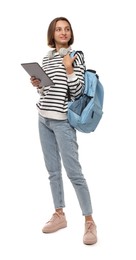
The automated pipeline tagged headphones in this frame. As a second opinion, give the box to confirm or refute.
[48,47,71,59]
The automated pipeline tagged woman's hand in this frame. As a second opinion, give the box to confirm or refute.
[62,53,77,74]
[30,76,41,88]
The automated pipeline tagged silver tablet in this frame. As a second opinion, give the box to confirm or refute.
[21,62,53,87]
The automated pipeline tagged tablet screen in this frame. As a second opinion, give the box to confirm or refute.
[21,62,53,87]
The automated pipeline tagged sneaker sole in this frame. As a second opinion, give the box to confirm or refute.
[83,238,97,245]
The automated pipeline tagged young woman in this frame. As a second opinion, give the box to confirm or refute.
[30,17,97,245]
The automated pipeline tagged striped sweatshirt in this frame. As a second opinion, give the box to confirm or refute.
[37,50,85,120]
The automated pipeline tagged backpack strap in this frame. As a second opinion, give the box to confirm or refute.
[67,50,85,101]
[67,50,77,101]
[70,50,83,58]
[67,85,71,101]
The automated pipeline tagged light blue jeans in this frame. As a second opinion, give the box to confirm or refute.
[38,114,93,216]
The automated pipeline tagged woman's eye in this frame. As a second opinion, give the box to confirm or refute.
[56,28,61,32]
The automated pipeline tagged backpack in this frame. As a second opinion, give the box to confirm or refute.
[67,51,104,133]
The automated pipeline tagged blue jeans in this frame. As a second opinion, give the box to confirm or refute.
[38,115,93,216]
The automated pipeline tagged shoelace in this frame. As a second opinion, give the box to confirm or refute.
[47,212,61,223]
[85,221,95,233]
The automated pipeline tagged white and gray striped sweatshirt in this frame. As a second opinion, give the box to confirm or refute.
[37,50,85,120]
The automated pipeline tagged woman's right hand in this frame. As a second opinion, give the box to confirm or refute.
[30,76,41,88]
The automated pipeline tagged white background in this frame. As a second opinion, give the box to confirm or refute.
[0,0,136,259]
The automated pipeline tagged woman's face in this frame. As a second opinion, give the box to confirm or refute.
[54,20,72,48]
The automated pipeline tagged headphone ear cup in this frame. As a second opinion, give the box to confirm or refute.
[47,49,55,59]
[48,47,71,59]
[59,47,71,57]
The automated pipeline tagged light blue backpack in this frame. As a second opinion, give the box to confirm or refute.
[68,51,104,133]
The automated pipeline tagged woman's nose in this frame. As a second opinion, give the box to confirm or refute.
[61,29,66,34]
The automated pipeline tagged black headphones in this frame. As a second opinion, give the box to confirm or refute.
[48,47,71,59]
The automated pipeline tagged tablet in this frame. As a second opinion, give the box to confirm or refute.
[21,62,53,87]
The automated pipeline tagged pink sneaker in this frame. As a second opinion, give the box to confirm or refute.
[42,212,67,233]
[83,221,97,245]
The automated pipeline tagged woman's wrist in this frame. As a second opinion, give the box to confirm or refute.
[66,67,74,74]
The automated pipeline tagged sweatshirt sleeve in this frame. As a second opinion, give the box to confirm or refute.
[67,51,85,98]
